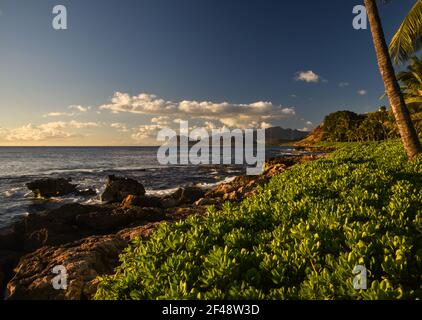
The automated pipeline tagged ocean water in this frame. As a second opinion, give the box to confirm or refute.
[0,146,296,228]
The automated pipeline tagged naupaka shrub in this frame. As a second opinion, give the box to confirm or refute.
[95,140,422,300]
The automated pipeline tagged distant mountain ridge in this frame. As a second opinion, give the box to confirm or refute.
[163,126,310,146]
[264,126,310,143]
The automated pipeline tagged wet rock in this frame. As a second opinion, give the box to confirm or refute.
[6,235,127,300]
[101,175,146,203]
[122,195,162,208]
[76,188,97,197]
[26,178,77,198]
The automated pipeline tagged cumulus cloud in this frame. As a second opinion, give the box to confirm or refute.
[2,124,74,142]
[357,89,367,96]
[151,116,170,126]
[99,92,295,130]
[295,70,320,83]
[131,125,163,141]
[0,121,101,142]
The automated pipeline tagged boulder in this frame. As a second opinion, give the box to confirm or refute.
[179,187,205,205]
[26,178,77,198]
[101,175,145,203]
[6,235,127,300]
[122,195,162,208]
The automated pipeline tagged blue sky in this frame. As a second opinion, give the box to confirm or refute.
[0,0,416,145]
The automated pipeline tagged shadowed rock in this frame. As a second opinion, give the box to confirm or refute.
[122,195,162,208]
[26,178,77,198]
[101,175,146,203]
[6,235,127,300]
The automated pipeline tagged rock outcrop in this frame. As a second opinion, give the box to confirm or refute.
[6,235,127,300]
[101,175,146,203]
[26,178,78,198]
[122,195,162,208]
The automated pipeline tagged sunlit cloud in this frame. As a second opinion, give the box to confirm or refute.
[43,112,75,117]
[110,123,129,132]
[99,92,295,131]
[295,70,321,83]
[69,105,91,112]
[0,121,101,142]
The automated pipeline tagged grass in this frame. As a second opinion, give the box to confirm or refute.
[94,140,422,300]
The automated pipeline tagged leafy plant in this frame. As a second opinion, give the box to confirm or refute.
[95,140,422,300]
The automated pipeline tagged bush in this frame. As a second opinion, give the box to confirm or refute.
[95,140,422,300]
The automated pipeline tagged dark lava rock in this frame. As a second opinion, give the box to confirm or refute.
[26,178,77,198]
[100,175,146,203]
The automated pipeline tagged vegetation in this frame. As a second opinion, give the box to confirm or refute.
[364,0,421,160]
[320,109,398,142]
[389,0,422,65]
[95,140,422,300]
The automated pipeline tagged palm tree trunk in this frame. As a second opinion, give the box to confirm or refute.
[364,0,421,160]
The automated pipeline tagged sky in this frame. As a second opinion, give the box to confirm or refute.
[0,0,417,146]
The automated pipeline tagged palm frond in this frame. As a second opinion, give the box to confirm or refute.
[389,0,422,64]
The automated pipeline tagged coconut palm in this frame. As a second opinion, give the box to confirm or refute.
[396,56,422,112]
[364,0,421,159]
[389,0,422,65]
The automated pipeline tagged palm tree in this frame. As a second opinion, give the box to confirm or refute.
[389,0,422,65]
[364,0,421,159]
[396,56,422,112]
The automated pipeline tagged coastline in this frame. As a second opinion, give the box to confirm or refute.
[0,151,328,300]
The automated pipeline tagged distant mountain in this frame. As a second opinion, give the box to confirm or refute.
[265,126,310,144]
[163,127,310,147]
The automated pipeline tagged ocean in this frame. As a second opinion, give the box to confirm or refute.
[0,146,296,229]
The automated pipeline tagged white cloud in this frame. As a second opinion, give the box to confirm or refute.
[357,89,367,96]
[295,70,320,83]
[43,112,74,117]
[0,121,101,142]
[99,92,295,128]
[110,123,129,132]
[3,124,74,142]
[131,125,163,141]
[151,116,170,126]
[339,82,349,87]
[69,105,90,112]
[67,120,100,129]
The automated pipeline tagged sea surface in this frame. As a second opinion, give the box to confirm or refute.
[0,146,298,228]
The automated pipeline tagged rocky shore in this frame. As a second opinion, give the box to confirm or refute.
[0,154,325,300]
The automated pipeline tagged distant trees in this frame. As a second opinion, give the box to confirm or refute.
[321,109,399,143]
